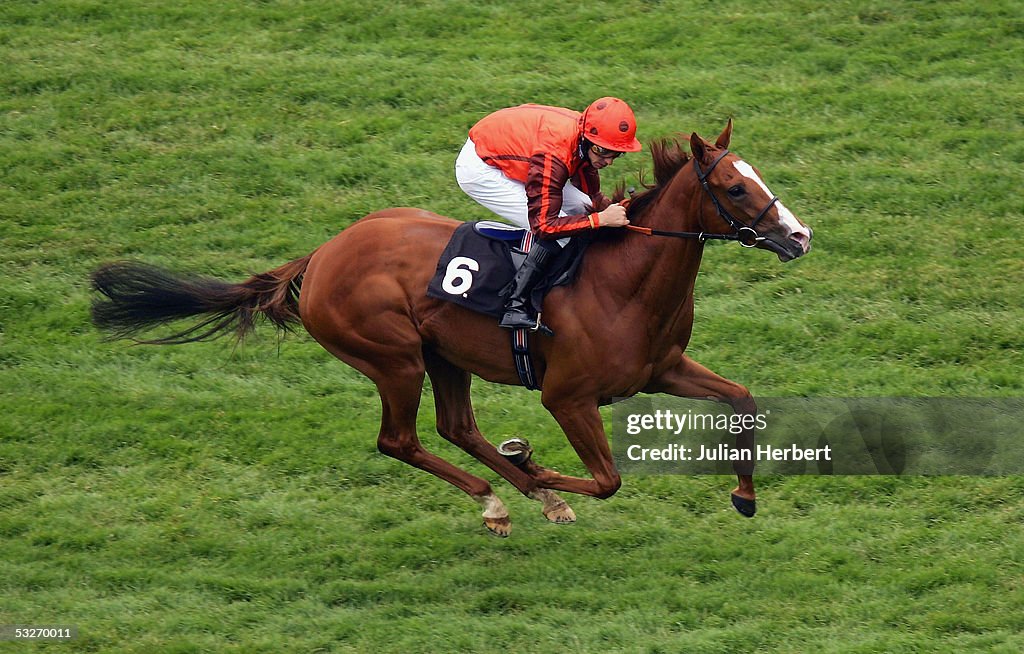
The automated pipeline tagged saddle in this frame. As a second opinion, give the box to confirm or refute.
[426,221,587,319]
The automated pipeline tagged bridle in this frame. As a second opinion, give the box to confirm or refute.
[626,149,778,248]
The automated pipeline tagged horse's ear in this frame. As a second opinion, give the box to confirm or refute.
[716,118,733,149]
[689,132,710,163]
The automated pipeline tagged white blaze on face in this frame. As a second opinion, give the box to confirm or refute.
[734,160,807,238]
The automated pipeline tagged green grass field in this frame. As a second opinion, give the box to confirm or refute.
[2,1,1023,652]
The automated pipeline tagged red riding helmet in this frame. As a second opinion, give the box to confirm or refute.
[579,97,643,152]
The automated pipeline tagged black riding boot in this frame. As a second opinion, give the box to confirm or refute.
[500,243,556,332]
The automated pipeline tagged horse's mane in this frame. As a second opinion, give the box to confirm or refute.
[612,137,692,220]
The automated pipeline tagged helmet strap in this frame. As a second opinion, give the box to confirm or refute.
[578,137,590,161]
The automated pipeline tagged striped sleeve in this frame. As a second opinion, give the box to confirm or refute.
[572,165,611,212]
[525,153,598,239]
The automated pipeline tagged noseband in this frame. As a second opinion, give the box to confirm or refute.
[694,149,778,247]
[626,149,779,247]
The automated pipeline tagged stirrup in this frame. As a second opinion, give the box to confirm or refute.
[531,312,554,337]
[500,310,554,337]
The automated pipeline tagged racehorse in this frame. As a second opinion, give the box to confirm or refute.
[91,121,812,536]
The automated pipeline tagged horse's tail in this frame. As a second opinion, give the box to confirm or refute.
[90,255,313,344]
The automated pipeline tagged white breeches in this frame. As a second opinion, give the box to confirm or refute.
[455,138,588,246]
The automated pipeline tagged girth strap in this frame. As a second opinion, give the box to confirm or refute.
[510,228,541,390]
[512,328,541,391]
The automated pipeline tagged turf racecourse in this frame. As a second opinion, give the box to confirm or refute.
[2,0,1022,651]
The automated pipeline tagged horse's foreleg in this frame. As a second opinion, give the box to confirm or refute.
[424,352,576,525]
[644,354,758,517]
[530,397,622,499]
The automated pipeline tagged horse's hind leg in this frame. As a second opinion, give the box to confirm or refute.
[424,351,577,525]
[299,226,529,534]
[372,367,515,537]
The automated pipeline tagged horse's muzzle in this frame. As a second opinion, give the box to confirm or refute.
[763,229,811,262]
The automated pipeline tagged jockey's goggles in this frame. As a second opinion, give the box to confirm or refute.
[590,144,624,159]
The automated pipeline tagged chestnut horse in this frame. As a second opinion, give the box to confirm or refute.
[91,121,812,536]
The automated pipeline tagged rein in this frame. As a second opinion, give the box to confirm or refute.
[624,149,778,248]
[624,224,746,242]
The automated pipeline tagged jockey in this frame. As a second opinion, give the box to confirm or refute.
[455,97,642,331]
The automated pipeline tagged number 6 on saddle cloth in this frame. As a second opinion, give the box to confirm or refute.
[426,221,587,323]
[426,221,588,391]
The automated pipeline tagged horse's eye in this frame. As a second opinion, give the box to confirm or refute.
[727,185,745,198]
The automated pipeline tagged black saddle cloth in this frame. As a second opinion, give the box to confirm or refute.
[426,221,588,318]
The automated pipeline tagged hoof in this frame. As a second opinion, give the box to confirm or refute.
[543,500,577,525]
[497,438,533,466]
[483,515,511,537]
[731,493,757,518]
